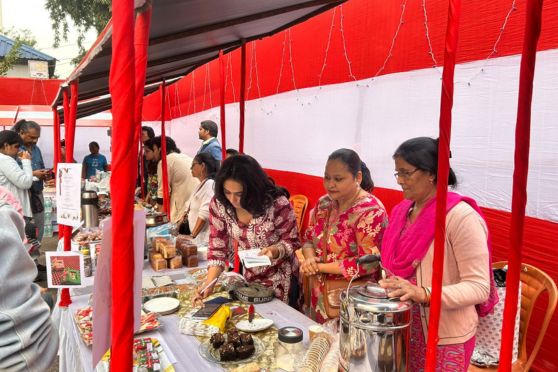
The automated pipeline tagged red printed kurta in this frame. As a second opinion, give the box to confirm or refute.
[303,193,388,323]
[208,195,300,303]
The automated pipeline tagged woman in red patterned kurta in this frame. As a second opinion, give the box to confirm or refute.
[300,149,388,323]
[194,155,300,304]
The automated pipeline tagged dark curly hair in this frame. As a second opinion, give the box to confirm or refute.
[214,154,289,217]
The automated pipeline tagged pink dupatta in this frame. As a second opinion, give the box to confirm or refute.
[382,192,498,317]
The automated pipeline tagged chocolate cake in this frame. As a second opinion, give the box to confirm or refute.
[229,333,242,347]
[226,328,239,338]
[240,333,253,346]
[219,342,237,361]
[236,344,255,359]
[210,333,225,349]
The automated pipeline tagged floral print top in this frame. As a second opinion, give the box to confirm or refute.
[303,193,388,322]
[208,195,301,303]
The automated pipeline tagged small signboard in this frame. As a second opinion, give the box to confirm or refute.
[28,60,49,79]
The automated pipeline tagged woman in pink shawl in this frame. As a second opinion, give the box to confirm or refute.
[379,137,498,372]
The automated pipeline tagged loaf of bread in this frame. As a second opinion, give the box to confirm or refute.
[160,244,176,259]
[151,258,168,271]
[168,255,183,269]
[185,255,198,267]
[177,244,197,257]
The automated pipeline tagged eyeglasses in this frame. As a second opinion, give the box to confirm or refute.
[393,168,420,180]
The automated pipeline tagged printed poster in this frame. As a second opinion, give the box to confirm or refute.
[45,251,85,288]
[56,163,82,226]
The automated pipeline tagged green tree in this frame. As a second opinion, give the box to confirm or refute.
[45,0,112,65]
[0,28,38,76]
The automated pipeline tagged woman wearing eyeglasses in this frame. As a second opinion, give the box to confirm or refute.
[379,137,498,371]
[299,148,388,324]
[182,152,220,245]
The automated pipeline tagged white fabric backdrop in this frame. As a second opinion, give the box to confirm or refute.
[159,49,558,222]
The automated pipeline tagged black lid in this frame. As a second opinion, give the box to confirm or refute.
[278,326,303,343]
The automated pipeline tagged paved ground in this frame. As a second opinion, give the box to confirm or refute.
[38,235,61,372]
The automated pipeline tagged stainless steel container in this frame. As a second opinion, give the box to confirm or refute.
[340,283,412,372]
[81,190,99,228]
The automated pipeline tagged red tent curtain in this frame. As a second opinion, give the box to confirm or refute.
[135,6,152,199]
[425,0,461,369]
[219,50,227,159]
[109,0,137,368]
[238,42,247,154]
[499,0,543,369]
[58,82,79,307]
[52,106,61,172]
[160,81,170,216]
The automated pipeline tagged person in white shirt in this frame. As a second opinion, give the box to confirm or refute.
[144,136,199,223]
[0,130,33,218]
[183,152,220,245]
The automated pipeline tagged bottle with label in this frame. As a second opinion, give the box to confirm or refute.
[44,197,53,213]
[44,210,53,238]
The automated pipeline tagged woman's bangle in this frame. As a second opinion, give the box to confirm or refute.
[422,287,431,306]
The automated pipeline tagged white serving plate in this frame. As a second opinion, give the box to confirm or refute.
[235,318,274,333]
[143,297,180,315]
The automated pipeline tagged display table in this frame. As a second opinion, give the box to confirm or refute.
[57,264,317,371]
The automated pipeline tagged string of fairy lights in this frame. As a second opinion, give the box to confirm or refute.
[177,1,519,118]
[466,0,518,85]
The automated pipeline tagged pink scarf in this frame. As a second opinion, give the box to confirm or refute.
[382,192,498,317]
[0,186,24,217]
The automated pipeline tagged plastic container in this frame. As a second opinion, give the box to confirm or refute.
[275,326,304,372]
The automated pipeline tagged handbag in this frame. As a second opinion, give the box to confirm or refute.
[319,204,367,319]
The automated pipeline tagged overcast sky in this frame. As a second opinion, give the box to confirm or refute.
[2,0,99,78]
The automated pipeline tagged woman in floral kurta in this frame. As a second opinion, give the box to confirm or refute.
[300,149,388,323]
[207,195,299,302]
[194,155,300,305]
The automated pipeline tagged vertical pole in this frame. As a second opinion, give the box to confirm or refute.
[219,50,227,159]
[238,42,247,154]
[499,1,542,370]
[160,81,171,217]
[109,0,136,369]
[425,0,461,370]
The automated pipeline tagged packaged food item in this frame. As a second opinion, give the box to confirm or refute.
[151,258,168,272]
[168,255,183,269]
[177,244,197,257]
[185,255,198,267]
[160,244,176,259]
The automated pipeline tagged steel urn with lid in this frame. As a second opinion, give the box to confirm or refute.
[339,283,412,372]
[81,190,99,228]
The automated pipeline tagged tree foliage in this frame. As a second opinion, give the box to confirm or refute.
[0,28,38,76]
[45,0,112,65]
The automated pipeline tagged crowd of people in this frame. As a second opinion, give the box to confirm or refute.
[0,116,495,371]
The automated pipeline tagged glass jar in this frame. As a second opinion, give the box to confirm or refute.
[275,326,304,372]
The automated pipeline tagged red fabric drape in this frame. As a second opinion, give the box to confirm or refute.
[58,87,72,307]
[238,43,247,154]
[219,50,227,159]
[135,6,152,200]
[52,107,61,172]
[160,81,170,216]
[109,0,136,369]
[499,0,543,370]
[425,0,461,369]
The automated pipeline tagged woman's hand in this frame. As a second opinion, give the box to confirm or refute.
[259,246,278,259]
[379,276,427,303]
[20,151,31,160]
[191,280,216,307]
[300,256,321,276]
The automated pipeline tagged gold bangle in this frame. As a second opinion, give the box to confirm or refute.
[422,287,431,306]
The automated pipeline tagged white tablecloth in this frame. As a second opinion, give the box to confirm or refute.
[57,266,317,371]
